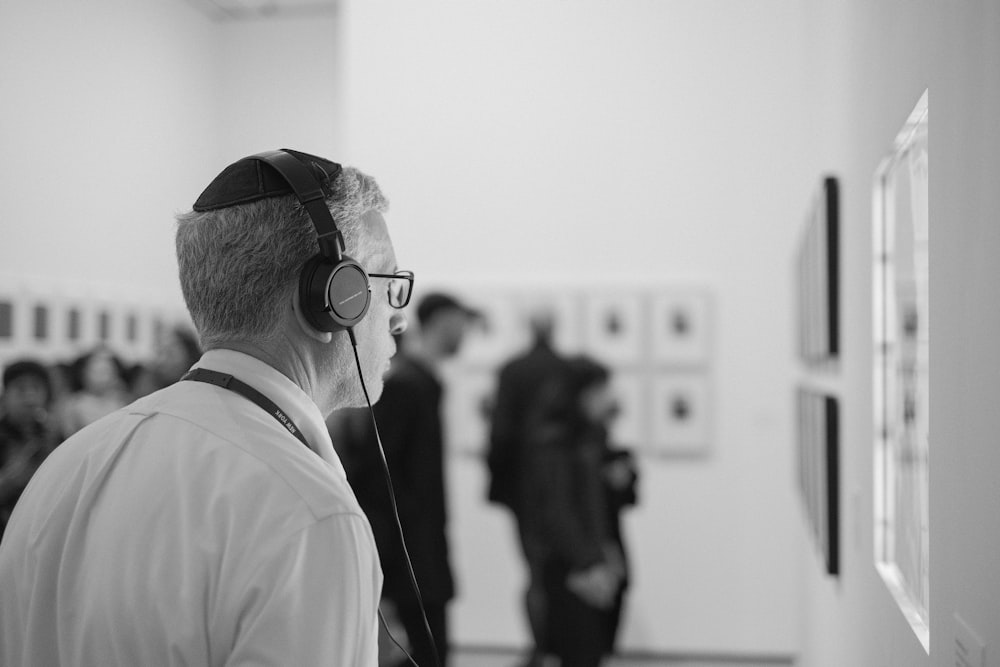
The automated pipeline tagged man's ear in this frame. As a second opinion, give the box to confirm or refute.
[292,292,334,343]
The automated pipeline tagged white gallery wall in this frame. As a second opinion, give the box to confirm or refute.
[0,1,342,365]
[8,1,997,664]
[0,0,810,657]
[0,0,217,328]
[0,0,811,658]
[341,0,810,656]
[796,1,1000,666]
[213,11,344,174]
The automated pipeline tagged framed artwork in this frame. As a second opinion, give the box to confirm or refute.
[582,291,645,366]
[608,369,646,449]
[29,302,48,343]
[796,387,840,576]
[873,90,930,651]
[96,306,113,344]
[0,296,15,343]
[649,372,711,456]
[65,304,83,345]
[649,289,712,367]
[78,303,101,350]
[382,281,717,463]
[796,175,840,364]
[0,275,191,371]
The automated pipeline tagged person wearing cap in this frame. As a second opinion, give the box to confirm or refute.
[329,291,478,667]
[0,150,408,666]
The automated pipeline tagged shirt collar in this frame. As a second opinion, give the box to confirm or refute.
[191,349,342,473]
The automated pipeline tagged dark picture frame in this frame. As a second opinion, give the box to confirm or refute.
[796,176,840,364]
[796,387,840,576]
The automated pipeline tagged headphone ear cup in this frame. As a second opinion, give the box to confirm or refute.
[299,254,372,332]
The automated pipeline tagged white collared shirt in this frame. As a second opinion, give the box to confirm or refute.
[0,349,382,666]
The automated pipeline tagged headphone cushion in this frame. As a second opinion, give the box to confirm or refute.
[299,254,371,332]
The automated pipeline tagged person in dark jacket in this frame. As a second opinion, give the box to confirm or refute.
[487,307,571,667]
[330,292,478,667]
[523,356,637,667]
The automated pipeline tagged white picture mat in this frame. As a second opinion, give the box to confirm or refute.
[649,290,711,366]
[408,281,714,462]
[649,372,711,456]
[582,291,645,366]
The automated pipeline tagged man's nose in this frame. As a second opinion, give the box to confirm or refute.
[390,312,408,336]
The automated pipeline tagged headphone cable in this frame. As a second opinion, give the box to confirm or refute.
[348,327,442,667]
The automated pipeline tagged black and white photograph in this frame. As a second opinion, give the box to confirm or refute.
[0,3,995,667]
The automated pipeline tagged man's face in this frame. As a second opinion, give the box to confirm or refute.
[431,309,471,359]
[347,210,408,404]
[2,374,49,425]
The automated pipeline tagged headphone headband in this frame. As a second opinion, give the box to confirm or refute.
[250,150,346,260]
[254,149,371,333]
[193,148,370,333]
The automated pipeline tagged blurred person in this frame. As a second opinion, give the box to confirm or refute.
[57,343,131,435]
[523,356,637,667]
[131,324,202,396]
[599,444,637,655]
[487,305,571,667]
[330,291,479,667]
[0,149,410,666]
[0,359,62,539]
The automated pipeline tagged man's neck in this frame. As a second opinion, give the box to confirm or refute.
[211,338,340,410]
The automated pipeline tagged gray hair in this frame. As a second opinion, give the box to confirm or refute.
[175,167,388,349]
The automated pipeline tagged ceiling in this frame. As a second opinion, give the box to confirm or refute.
[184,0,339,21]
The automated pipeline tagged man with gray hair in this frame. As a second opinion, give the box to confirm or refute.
[0,149,410,666]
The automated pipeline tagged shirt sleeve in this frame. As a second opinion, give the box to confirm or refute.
[225,512,382,667]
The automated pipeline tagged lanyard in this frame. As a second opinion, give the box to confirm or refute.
[181,368,312,452]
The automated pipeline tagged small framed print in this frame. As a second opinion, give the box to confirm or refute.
[608,370,646,449]
[582,291,645,366]
[0,295,16,343]
[796,176,840,364]
[96,306,114,344]
[650,290,712,367]
[0,292,17,369]
[649,372,711,456]
[795,387,840,576]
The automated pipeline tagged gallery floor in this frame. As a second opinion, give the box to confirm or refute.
[450,647,794,667]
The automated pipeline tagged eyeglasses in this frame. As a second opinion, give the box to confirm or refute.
[368,270,414,309]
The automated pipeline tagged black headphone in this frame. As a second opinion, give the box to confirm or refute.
[250,149,371,333]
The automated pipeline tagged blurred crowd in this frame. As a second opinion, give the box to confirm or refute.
[2,294,639,667]
[331,294,640,667]
[486,308,639,667]
[0,325,201,537]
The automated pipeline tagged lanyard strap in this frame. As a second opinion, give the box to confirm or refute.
[181,368,312,452]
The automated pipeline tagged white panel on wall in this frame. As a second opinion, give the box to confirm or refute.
[344,1,807,654]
